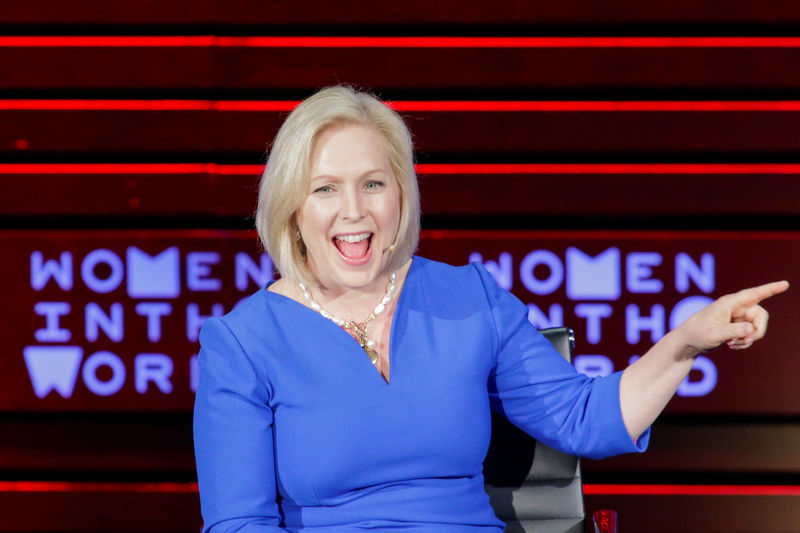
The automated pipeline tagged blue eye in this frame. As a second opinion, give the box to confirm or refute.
[365,180,384,190]
[314,185,333,194]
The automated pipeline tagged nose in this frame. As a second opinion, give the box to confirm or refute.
[340,186,366,221]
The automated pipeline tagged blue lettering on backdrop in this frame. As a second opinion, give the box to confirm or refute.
[574,303,613,345]
[81,249,124,294]
[235,252,274,290]
[23,346,83,398]
[676,252,714,293]
[470,249,720,397]
[85,302,124,342]
[520,250,563,295]
[135,354,174,394]
[25,247,270,400]
[33,302,71,342]
[566,247,621,300]
[31,251,73,291]
[186,251,222,292]
[135,302,173,342]
[626,252,664,293]
[625,304,666,344]
[126,247,181,298]
[24,246,720,400]
[82,351,126,397]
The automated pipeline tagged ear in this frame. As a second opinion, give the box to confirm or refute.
[290,215,307,255]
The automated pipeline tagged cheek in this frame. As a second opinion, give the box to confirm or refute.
[298,200,331,235]
[376,197,400,229]
[383,185,402,227]
[295,200,310,230]
[391,203,401,228]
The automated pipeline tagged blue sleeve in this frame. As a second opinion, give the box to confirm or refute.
[474,263,649,460]
[193,317,289,532]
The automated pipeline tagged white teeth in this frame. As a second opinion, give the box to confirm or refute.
[335,232,371,243]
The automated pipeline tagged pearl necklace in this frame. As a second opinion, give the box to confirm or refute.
[298,272,397,366]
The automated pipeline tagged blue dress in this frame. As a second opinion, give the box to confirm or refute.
[193,257,648,532]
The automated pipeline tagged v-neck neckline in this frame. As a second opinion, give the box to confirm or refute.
[263,257,416,385]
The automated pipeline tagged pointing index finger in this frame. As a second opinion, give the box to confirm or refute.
[735,280,790,307]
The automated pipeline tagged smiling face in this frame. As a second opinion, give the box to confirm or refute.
[296,123,401,294]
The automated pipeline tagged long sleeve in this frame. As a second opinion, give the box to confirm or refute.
[474,263,649,460]
[193,317,289,533]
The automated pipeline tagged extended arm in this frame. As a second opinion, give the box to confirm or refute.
[193,318,289,533]
[477,263,648,459]
[620,280,790,440]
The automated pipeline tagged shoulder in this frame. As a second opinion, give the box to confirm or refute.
[412,257,529,333]
[222,287,272,326]
[412,255,486,285]
[197,287,291,394]
[413,255,497,293]
[200,286,286,348]
[410,256,501,311]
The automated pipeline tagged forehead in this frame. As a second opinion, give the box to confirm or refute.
[309,123,392,176]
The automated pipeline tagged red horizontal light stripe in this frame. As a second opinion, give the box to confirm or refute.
[0,163,213,174]
[0,481,199,493]
[2,100,800,112]
[0,163,263,175]
[415,163,800,174]
[0,36,215,47]
[388,101,800,112]
[3,36,800,48]
[218,36,800,48]
[1,481,798,496]
[3,163,800,175]
[584,484,800,496]
[213,101,299,111]
[0,100,214,110]
[0,100,300,111]
[214,164,265,175]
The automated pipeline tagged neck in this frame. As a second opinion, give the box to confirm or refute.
[302,276,388,322]
[300,258,411,320]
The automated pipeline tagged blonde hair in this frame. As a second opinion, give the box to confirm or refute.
[255,86,420,285]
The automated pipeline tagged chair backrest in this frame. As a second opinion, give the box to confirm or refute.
[483,327,584,533]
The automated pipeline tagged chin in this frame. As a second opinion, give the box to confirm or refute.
[330,260,388,291]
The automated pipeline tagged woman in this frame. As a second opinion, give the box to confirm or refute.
[193,86,788,532]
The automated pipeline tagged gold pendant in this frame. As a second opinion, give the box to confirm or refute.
[349,322,380,366]
[364,346,379,365]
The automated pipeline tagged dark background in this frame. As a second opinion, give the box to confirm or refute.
[1,1,799,531]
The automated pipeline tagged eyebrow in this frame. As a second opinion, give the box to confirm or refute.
[308,169,389,182]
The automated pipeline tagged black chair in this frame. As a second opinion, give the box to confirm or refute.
[484,327,614,533]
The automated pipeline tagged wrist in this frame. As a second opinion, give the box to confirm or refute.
[665,327,702,362]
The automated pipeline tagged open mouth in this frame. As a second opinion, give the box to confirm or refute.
[333,232,373,264]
